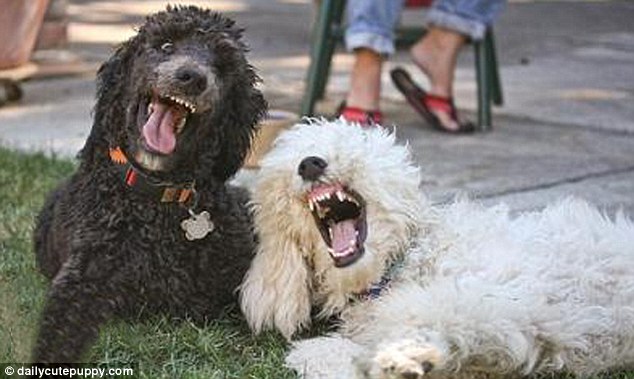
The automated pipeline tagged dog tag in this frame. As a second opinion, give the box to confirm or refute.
[181,210,214,241]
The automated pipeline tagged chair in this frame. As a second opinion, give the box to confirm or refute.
[301,0,503,131]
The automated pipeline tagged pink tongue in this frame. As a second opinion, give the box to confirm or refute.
[142,100,178,154]
[331,220,356,254]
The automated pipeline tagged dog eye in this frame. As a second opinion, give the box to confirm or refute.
[161,42,174,54]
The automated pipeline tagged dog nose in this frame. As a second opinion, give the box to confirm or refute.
[175,67,207,95]
[298,156,328,181]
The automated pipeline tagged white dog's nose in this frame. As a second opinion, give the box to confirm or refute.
[298,156,327,181]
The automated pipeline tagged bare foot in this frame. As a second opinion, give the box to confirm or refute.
[409,27,467,132]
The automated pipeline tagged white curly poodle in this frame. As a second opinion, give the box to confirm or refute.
[240,119,634,379]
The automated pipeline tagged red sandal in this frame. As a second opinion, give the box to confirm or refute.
[390,67,475,134]
[336,101,383,128]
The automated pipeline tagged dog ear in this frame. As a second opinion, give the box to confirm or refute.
[210,67,267,181]
[239,226,312,340]
[80,39,138,162]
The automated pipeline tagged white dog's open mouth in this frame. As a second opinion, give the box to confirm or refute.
[306,183,367,267]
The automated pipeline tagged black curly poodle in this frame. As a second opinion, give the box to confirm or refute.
[32,6,267,363]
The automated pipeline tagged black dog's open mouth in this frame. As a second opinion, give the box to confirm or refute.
[137,91,197,156]
[306,183,367,267]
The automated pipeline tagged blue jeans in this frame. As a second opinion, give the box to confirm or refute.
[345,0,506,55]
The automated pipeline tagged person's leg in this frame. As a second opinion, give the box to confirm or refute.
[344,0,405,113]
[409,0,506,131]
[410,27,466,131]
[425,0,506,39]
[346,48,383,111]
[411,27,465,100]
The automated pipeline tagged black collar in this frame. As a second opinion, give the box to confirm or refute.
[353,256,405,302]
[109,147,196,205]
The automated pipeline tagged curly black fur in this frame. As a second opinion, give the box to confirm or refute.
[32,6,266,363]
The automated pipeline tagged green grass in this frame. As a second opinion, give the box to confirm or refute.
[0,147,294,378]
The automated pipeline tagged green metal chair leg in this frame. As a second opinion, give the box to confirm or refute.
[485,28,503,106]
[314,0,346,101]
[475,38,492,131]
[301,0,340,116]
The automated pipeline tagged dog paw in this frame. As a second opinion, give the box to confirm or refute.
[370,339,443,379]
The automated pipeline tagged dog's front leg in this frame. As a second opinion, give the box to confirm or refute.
[362,321,546,379]
[32,257,123,363]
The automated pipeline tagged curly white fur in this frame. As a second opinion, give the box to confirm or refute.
[240,119,634,379]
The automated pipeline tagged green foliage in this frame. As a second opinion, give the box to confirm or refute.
[0,149,75,362]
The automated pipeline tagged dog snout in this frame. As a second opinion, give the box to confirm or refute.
[156,56,212,98]
[298,156,328,181]
[175,67,207,95]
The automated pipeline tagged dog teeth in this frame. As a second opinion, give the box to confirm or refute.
[147,103,154,115]
[165,94,196,113]
[331,190,359,205]
[175,116,187,133]
[137,151,162,171]
[308,186,362,218]
[330,245,355,258]
[313,192,335,202]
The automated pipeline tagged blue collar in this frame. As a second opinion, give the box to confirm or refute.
[353,257,404,301]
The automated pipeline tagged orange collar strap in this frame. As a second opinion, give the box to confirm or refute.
[108,147,195,205]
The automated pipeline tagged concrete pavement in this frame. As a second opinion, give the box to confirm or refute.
[1,0,633,215]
